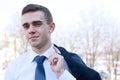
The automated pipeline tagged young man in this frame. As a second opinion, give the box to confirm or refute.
[5,4,101,80]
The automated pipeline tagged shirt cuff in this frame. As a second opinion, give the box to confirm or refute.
[58,70,76,80]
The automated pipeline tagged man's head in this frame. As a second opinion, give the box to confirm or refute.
[22,4,53,24]
[21,4,55,52]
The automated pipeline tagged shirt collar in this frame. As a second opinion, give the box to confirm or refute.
[28,45,56,62]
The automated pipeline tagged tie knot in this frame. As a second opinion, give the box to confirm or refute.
[34,56,46,64]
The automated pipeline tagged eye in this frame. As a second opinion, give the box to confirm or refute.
[32,21,42,27]
[23,23,29,30]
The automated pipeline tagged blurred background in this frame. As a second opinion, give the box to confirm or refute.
[0,0,120,80]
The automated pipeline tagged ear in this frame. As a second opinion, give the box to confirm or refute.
[49,22,55,33]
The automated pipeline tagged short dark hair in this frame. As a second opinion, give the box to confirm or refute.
[22,4,53,24]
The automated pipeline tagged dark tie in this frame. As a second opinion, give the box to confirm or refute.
[34,56,46,80]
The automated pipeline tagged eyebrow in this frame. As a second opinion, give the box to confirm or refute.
[32,20,42,24]
[22,19,43,27]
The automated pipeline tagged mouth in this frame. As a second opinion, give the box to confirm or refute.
[29,36,39,40]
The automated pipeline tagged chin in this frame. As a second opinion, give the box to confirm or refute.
[31,43,41,48]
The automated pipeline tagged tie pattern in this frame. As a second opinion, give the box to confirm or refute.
[34,56,46,80]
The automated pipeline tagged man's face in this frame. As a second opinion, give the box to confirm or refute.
[21,11,55,49]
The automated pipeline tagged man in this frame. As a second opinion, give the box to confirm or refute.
[5,4,101,80]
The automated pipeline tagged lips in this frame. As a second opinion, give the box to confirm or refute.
[29,36,39,40]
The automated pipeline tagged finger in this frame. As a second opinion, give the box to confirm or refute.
[53,46,61,55]
[53,57,58,65]
[49,54,58,65]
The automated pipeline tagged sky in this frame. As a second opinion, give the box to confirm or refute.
[0,0,120,39]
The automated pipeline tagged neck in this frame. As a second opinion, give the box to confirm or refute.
[32,42,52,54]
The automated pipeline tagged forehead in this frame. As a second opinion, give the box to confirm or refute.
[21,11,46,24]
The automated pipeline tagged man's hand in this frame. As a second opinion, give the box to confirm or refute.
[48,52,64,78]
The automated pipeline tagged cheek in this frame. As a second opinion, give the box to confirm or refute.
[23,31,29,39]
[41,30,50,39]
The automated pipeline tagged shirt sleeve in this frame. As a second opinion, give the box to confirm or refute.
[4,62,14,80]
[58,70,76,80]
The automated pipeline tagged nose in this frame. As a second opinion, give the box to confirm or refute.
[28,25,36,34]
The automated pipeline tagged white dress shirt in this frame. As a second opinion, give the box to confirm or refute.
[5,46,76,80]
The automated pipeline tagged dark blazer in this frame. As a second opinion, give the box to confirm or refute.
[55,45,101,80]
